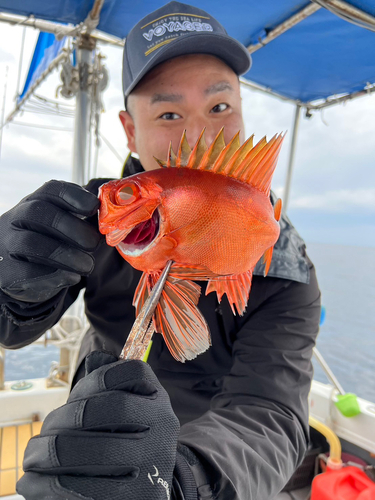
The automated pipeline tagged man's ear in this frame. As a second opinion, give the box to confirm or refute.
[119,110,137,153]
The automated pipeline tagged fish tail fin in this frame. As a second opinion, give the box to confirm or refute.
[262,198,282,277]
[206,270,252,316]
[134,270,211,362]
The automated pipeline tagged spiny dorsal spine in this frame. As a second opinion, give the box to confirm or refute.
[154,128,285,196]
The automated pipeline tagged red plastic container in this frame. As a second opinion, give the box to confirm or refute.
[311,466,375,499]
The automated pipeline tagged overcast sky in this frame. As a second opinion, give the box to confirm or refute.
[0,22,374,248]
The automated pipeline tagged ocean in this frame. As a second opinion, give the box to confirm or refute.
[307,242,375,403]
[3,242,375,402]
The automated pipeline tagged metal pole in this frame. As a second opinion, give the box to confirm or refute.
[313,347,345,395]
[16,27,26,98]
[247,3,321,53]
[0,13,124,47]
[283,104,301,213]
[313,0,375,31]
[72,37,94,185]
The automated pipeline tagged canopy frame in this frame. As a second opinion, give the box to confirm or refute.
[0,11,124,47]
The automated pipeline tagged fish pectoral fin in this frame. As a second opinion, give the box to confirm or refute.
[261,198,282,277]
[168,264,217,280]
[274,198,282,221]
[262,247,274,277]
[206,271,252,316]
[132,266,214,362]
[152,274,211,362]
[163,235,179,249]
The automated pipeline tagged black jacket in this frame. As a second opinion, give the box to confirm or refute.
[0,157,321,499]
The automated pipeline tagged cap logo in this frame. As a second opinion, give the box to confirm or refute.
[145,39,175,56]
[140,13,213,56]
[143,20,213,42]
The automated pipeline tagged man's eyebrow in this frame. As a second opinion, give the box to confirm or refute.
[151,93,183,104]
[204,81,234,95]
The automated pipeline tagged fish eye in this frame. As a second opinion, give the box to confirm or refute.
[116,184,139,205]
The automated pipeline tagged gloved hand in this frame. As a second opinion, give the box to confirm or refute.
[17,351,180,500]
[0,180,101,303]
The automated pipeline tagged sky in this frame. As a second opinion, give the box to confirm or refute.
[0,22,374,249]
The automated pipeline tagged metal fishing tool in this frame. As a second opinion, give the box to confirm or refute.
[119,260,173,360]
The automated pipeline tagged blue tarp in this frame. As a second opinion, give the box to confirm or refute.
[1,1,374,103]
[18,32,66,102]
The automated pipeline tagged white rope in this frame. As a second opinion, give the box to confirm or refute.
[99,132,124,164]
[11,121,73,131]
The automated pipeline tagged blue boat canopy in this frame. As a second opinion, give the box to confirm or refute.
[0,1,374,104]
[18,32,66,103]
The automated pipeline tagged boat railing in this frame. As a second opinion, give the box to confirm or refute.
[0,292,88,390]
[0,417,43,496]
[0,347,4,391]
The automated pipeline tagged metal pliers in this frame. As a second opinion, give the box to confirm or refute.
[119,260,172,360]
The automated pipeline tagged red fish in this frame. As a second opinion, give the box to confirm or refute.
[98,129,283,362]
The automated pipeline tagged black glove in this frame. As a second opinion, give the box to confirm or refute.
[17,352,180,500]
[0,180,101,303]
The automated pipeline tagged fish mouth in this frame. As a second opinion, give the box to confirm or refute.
[117,209,160,256]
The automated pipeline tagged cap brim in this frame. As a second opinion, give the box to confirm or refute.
[124,32,251,97]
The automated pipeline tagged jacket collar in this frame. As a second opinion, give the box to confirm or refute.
[121,154,145,177]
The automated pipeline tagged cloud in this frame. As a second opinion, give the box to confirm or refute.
[0,51,15,66]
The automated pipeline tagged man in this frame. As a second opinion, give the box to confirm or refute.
[0,2,321,499]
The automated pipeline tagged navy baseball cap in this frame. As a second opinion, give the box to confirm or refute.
[123,1,251,101]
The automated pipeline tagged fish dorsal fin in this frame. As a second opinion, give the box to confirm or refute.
[244,134,284,195]
[187,128,207,169]
[222,134,254,176]
[212,131,241,173]
[154,142,177,168]
[154,129,284,196]
[198,127,226,171]
[153,157,167,168]
[167,142,177,168]
[236,136,269,181]
[176,130,192,167]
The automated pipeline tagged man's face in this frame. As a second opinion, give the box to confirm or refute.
[120,54,245,172]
